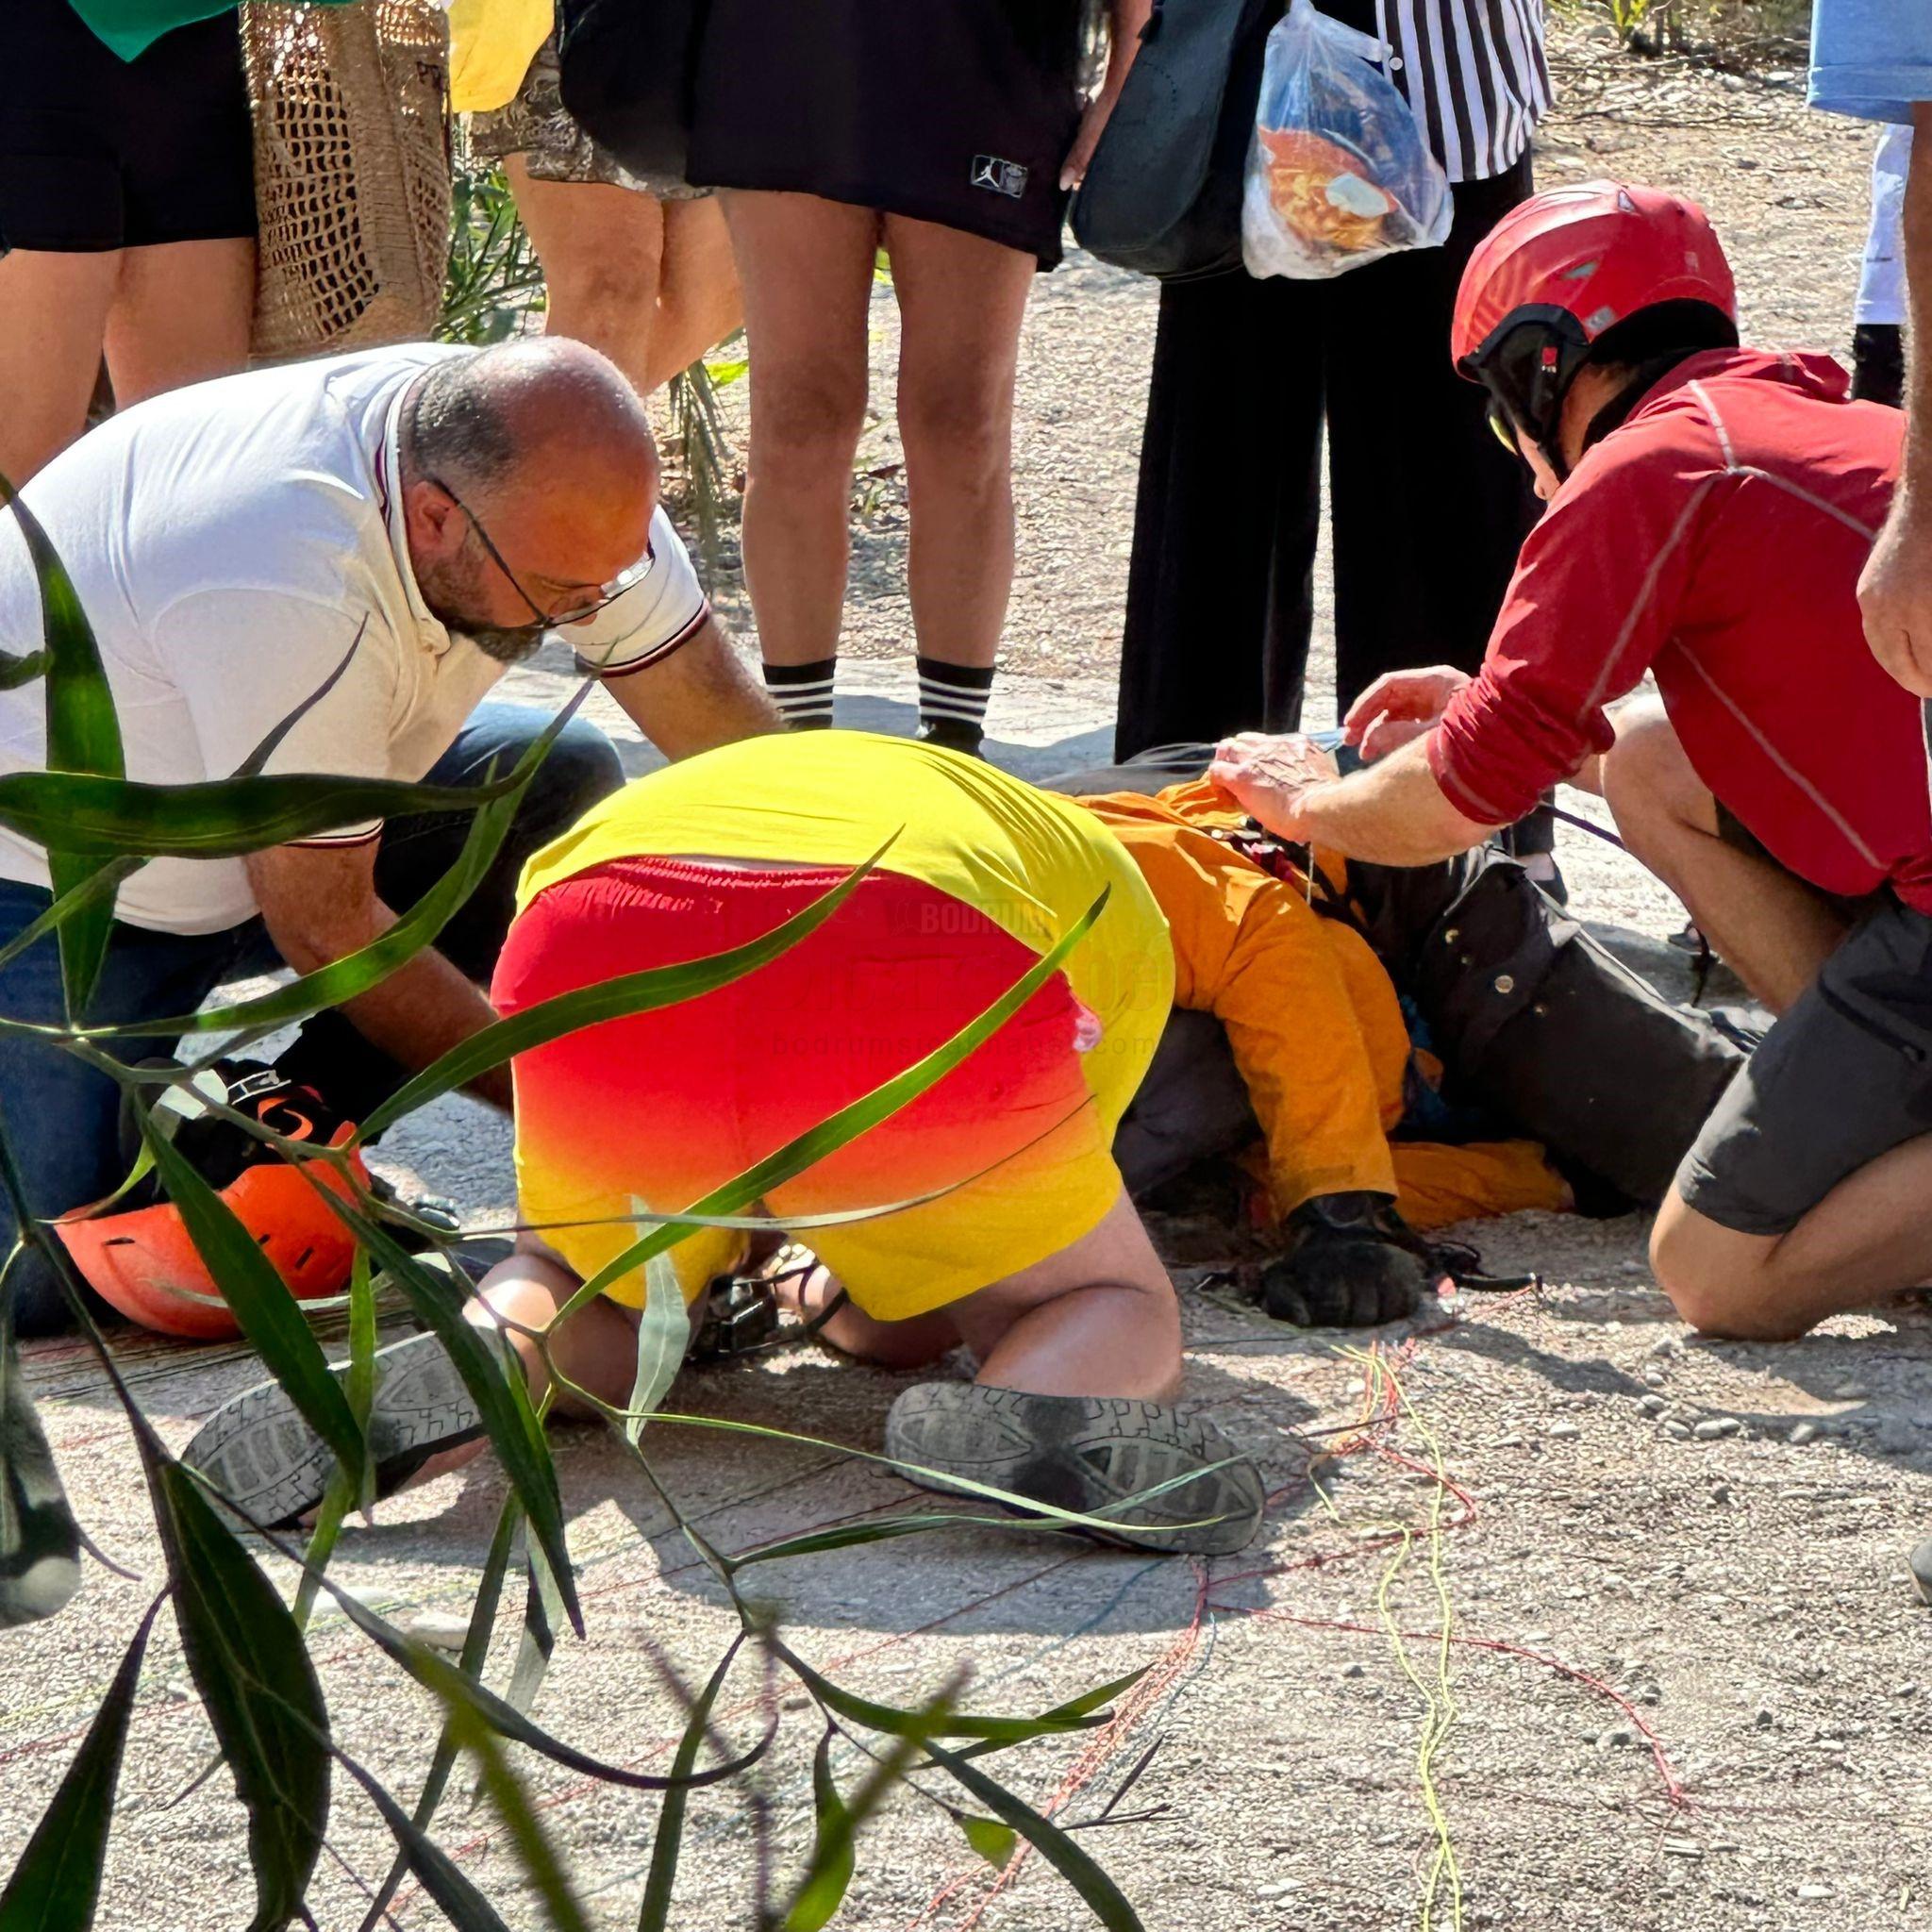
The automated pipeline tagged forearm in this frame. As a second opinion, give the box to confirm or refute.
[608,622,782,759]
[1900,107,1932,501]
[1107,0,1153,88]
[1280,740,1502,867]
[274,904,510,1110]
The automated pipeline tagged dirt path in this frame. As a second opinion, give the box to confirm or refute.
[8,19,1931,1932]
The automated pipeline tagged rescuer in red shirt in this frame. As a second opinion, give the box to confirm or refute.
[1208,180,1932,1346]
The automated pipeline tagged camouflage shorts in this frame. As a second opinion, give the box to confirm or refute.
[465,34,709,202]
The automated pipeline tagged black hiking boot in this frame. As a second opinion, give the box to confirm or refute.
[883,1384,1264,1555]
[1260,1191,1436,1329]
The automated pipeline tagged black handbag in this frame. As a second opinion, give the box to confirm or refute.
[1070,0,1283,280]
[557,0,708,182]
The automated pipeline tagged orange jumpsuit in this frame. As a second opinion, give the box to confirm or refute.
[1071,783,1569,1233]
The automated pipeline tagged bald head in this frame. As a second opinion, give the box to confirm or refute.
[400,341,664,659]
[406,338,659,508]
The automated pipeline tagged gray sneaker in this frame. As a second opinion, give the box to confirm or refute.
[883,1383,1265,1556]
[183,1329,496,1528]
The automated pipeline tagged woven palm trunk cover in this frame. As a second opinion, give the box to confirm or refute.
[243,1,454,361]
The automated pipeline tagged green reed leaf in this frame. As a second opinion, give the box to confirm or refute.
[0,1294,81,1629]
[958,1814,1019,1871]
[928,1743,1145,1932]
[783,1731,858,1932]
[358,837,897,1139]
[0,766,528,859]
[636,1642,741,1932]
[0,1594,164,1932]
[150,1459,329,1932]
[137,1106,364,1495]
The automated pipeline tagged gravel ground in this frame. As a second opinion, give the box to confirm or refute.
[8,18,1931,1932]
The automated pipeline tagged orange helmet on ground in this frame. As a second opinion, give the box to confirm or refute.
[55,1063,370,1341]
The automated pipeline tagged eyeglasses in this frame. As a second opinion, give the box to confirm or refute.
[427,474,656,633]
[1485,400,1520,456]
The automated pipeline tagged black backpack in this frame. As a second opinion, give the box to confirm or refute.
[1052,746,1750,1210]
[1070,0,1283,280]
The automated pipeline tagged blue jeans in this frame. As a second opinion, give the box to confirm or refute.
[0,704,622,1336]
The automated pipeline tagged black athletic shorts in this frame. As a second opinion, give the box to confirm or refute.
[1675,895,1932,1235]
[0,0,256,254]
[687,0,1083,267]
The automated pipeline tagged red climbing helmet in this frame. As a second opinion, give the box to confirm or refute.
[1451,180,1739,456]
[55,1063,369,1341]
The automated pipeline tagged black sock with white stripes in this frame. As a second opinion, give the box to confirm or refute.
[915,657,995,758]
[763,657,837,730]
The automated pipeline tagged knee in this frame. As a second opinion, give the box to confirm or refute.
[539,720,625,822]
[897,379,1011,488]
[751,370,867,476]
[1601,704,1701,845]
[1648,1209,1811,1342]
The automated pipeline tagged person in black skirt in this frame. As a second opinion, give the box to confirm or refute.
[1116,3,1552,843]
[687,0,1150,754]
[0,0,258,483]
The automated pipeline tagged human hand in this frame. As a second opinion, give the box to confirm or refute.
[1858,497,1932,698]
[1061,82,1124,192]
[1341,665,1474,760]
[1208,732,1341,839]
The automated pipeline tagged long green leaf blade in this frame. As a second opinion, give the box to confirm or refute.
[332,1742,517,1932]
[441,1700,592,1932]
[106,781,525,1041]
[0,1594,162,1932]
[636,1643,741,1932]
[784,1732,857,1932]
[356,1491,525,1932]
[150,1459,329,1932]
[87,683,591,1041]
[137,1108,364,1492]
[0,475,124,1016]
[358,839,897,1138]
[0,1291,82,1628]
[768,1638,1141,1747]
[318,1204,579,1637]
[928,1743,1145,1932]
[0,766,527,858]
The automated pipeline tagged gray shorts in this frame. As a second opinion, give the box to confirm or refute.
[466,32,709,201]
[1676,895,1932,1235]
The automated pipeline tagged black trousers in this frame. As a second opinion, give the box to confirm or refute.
[1115,157,1538,759]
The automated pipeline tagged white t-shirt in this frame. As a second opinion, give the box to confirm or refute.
[0,343,708,936]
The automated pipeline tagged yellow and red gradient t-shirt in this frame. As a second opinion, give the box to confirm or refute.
[506,730,1173,1305]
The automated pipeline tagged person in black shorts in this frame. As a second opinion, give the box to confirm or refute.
[684,0,1147,756]
[0,0,257,483]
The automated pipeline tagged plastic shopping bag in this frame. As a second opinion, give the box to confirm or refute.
[1241,0,1452,281]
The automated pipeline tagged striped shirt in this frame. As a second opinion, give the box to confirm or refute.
[1345,1,1553,185]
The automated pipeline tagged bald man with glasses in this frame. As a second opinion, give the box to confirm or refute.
[0,338,778,1333]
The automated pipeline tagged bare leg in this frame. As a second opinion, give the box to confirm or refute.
[1653,1134,1932,1341]
[882,214,1036,672]
[508,161,666,393]
[654,196,743,388]
[719,190,877,669]
[1600,699,1848,1013]
[103,238,255,408]
[793,1191,1181,1401]
[0,250,120,481]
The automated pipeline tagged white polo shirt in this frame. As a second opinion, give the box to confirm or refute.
[0,343,708,936]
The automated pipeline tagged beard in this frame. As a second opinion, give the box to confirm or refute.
[416,552,548,665]
[454,621,548,666]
